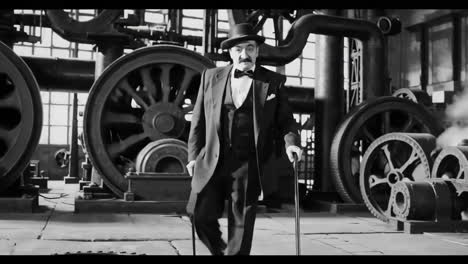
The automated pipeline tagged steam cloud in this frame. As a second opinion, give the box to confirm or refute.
[436,91,468,148]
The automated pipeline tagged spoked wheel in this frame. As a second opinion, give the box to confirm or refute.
[228,9,314,45]
[392,88,432,108]
[0,41,42,192]
[359,133,436,222]
[432,145,468,183]
[330,96,444,204]
[84,45,215,197]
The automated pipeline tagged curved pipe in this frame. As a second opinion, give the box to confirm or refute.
[21,56,95,93]
[258,13,387,97]
[45,10,125,44]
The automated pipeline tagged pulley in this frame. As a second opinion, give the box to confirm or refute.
[359,132,436,222]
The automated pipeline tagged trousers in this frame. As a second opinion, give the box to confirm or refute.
[191,149,260,255]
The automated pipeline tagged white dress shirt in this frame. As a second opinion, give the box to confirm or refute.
[230,65,255,108]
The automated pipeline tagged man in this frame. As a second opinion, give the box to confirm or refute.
[186,23,303,255]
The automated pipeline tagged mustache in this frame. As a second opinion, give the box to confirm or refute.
[239,57,252,63]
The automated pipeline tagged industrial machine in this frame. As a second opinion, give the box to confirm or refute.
[0,9,420,215]
[359,132,468,233]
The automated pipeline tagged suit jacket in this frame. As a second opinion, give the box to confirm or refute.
[188,64,300,198]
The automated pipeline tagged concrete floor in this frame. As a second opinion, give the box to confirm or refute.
[0,181,467,255]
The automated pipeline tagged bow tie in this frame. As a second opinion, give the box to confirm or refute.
[234,69,254,79]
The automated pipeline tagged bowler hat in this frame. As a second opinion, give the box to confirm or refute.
[220,23,265,50]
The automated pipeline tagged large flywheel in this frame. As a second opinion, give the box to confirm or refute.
[83,45,215,198]
[0,41,42,192]
[359,133,436,222]
[330,96,444,204]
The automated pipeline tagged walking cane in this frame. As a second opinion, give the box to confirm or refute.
[292,153,301,255]
[191,215,196,255]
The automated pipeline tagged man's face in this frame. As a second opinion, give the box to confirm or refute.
[229,40,259,71]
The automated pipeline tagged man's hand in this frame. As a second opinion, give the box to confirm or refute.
[286,145,302,163]
[186,160,196,177]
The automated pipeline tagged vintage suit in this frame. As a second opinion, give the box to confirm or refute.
[187,64,300,255]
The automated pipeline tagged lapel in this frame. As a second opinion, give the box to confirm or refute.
[253,66,270,148]
[212,65,232,137]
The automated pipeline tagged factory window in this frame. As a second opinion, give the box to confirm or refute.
[428,19,454,86]
[403,28,423,88]
[145,9,168,24]
[39,91,87,145]
[462,16,468,85]
[403,14,463,103]
[13,10,95,145]
[182,9,204,53]
[13,9,97,60]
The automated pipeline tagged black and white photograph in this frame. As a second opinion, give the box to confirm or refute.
[0,9,467,255]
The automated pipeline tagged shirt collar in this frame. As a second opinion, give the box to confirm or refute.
[231,65,256,79]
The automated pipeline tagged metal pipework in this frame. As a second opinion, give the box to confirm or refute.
[20,55,314,112]
[258,13,387,98]
[45,10,126,44]
[21,56,95,93]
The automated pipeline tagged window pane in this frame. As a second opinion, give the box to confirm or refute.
[302,59,315,78]
[39,126,49,144]
[52,33,70,48]
[183,9,204,17]
[79,43,93,51]
[34,47,51,57]
[302,78,315,87]
[463,16,468,84]
[285,58,301,76]
[262,19,275,38]
[303,42,315,59]
[218,21,229,32]
[49,126,68,145]
[39,28,52,47]
[286,77,300,86]
[77,93,88,105]
[428,21,453,84]
[42,104,49,125]
[50,105,69,125]
[182,17,203,29]
[50,92,69,104]
[283,20,291,39]
[405,30,422,87]
[182,29,202,37]
[40,91,50,104]
[13,45,32,56]
[77,50,92,59]
[52,49,70,58]
[145,12,165,23]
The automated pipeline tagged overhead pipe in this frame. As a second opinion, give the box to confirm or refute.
[258,13,387,98]
[21,56,95,93]
[20,55,314,111]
